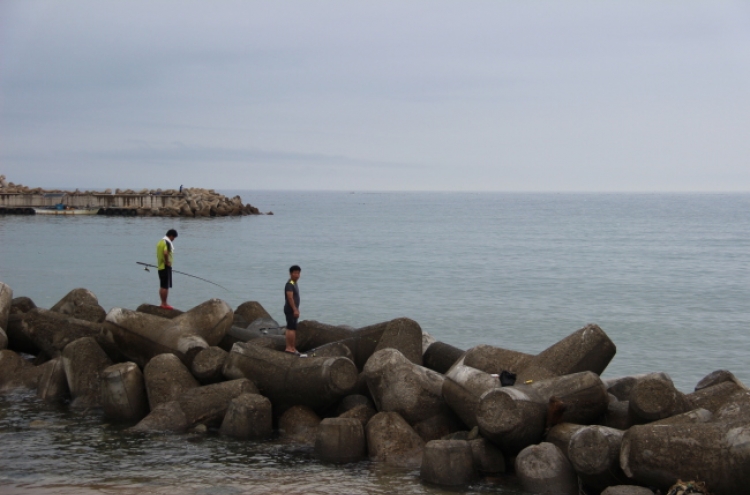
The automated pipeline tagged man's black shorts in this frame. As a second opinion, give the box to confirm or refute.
[285,311,298,330]
[158,267,172,289]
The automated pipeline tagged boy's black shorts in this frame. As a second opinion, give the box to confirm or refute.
[158,267,172,289]
[285,311,298,330]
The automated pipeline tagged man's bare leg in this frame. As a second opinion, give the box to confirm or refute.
[285,328,297,353]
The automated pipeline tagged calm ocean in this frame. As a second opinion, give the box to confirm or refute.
[1,191,749,494]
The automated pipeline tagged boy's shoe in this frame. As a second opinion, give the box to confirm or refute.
[160,304,174,310]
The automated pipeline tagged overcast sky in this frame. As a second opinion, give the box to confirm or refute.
[1,1,749,191]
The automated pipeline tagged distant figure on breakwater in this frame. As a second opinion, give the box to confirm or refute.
[156,229,178,310]
[179,185,183,193]
[284,265,306,357]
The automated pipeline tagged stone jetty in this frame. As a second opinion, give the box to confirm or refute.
[0,175,264,217]
[1,279,749,495]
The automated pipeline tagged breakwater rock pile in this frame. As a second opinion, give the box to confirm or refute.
[1,279,748,495]
[0,175,263,217]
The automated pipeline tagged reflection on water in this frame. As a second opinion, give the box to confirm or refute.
[0,392,525,495]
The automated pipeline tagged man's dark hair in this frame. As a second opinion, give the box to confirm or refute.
[289,265,301,273]
[166,229,178,238]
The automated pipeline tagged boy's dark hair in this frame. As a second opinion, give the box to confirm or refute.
[166,229,178,238]
[289,265,301,274]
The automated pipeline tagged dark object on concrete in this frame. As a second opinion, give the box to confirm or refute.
[220,393,273,440]
[315,418,367,463]
[621,423,750,495]
[278,405,321,444]
[420,440,476,486]
[191,346,228,384]
[223,342,358,411]
[365,411,424,467]
[423,341,464,374]
[50,288,106,323]
[101,362,148,422]
[515,442,579,495]
[144,353,200,409]
[62,336,113,408]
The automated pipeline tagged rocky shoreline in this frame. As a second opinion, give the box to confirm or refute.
[0,175,265,217]
[0,280,748,495]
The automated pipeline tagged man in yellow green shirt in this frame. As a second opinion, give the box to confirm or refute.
[156,229,178,310]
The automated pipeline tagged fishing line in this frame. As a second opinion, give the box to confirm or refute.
[136,262,232,293]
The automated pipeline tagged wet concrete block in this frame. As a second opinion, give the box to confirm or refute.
[278,405,321,445]
[515,442,579,495]
[101,362,148,422]
[177,378,258,427]
[50,288,106,323]
[423,341,465,374]
[0,327,6,350]
[223,342,357,411]
[365,411,424,467]
[36,357,69,401]
[144,353,200,409]
[420,440,476,486]
[315,418,367,463]
[190,346,228,384]
[0,349,33,392]
[373,317,423,366]
[220,393,273,440]
[621,423,750,495]
[62,336,113,408]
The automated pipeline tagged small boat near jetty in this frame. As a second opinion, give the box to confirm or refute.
[34,204,99,215]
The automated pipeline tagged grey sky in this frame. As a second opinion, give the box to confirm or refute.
[1,1,749,191]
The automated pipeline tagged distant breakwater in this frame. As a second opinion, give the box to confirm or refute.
[0,175,265,217]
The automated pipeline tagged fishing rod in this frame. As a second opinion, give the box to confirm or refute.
[136,262,231,292]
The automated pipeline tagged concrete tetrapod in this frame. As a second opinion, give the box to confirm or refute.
[442,363,503,430]
[568,425,628,492]
[686,380,744,413]
[694,369,747,391]
[315,418,367,463]
[36,357,69,401]
[279,405,321,444]
[520,323,616,381]
[222,342,358,411]
[23,308,103,358]
[191,346,228,384]
[604,372,674,401]
[62,336,113,408]
[422,341,465,374]
[372,317,423,366]
[363,348,452,424]
[544,422,585,458]
[420,440,476,487]
[143,353,199,409]
[620,423,750,495]
[103,299,233,367]
[220,393,273,440]
[0,328,6,351]
[366,412,425,468]
[101,362,149,422]
[50,288,106,323]
[476,371,609,454]
[628,376,691,423]
[294,320,354,352]
[515,442,579,495]
[298,319,393,369]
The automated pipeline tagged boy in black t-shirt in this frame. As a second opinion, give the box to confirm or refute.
[284,265,306,357]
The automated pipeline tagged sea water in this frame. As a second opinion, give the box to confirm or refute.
[1,192,749,494]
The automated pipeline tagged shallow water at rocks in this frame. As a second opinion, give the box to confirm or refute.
[1,192,749,494]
